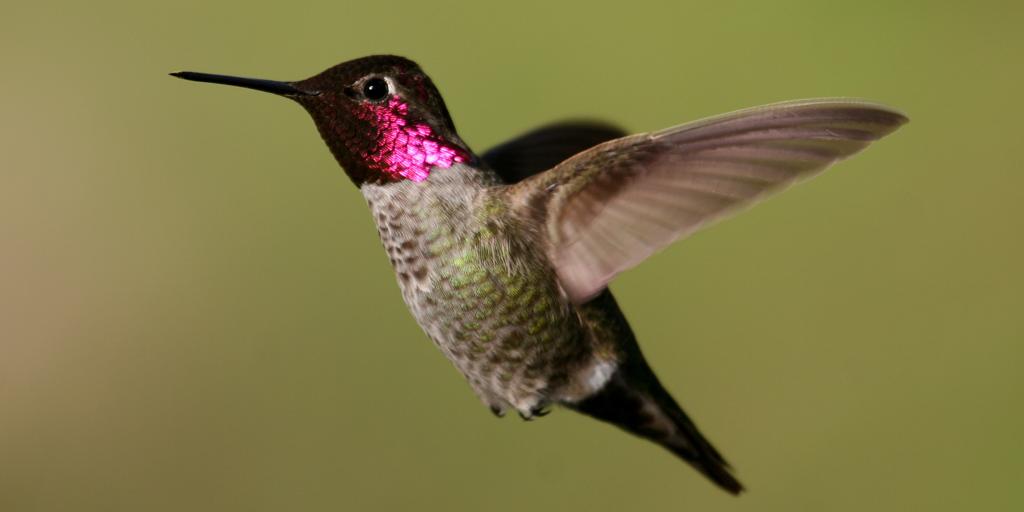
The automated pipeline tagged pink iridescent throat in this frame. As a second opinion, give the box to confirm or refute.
[355,96,469,182]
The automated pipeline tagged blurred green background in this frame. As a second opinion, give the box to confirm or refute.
[2,1,1021,511]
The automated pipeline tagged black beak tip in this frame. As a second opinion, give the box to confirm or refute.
[169,71,212,83]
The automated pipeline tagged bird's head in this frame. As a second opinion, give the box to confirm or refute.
[173,55,473,186]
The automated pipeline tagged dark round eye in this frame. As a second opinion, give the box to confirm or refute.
[362,77,389,101]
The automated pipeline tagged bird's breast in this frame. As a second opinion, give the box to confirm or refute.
[360,173,592,412]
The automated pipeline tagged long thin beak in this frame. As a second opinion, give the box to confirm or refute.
[169,71,316,96]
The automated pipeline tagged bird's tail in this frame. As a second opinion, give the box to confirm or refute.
[569,365,744,494]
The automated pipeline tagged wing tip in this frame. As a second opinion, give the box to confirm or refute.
[656,97,909,142]
[769,97,910,126]
[654,97,909,141]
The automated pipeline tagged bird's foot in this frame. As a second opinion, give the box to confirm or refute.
[518,405,551,421]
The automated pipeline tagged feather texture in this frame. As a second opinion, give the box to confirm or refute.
[507,99,909,302]
[482,121,627,183]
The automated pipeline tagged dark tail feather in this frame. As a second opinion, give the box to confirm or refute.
[569,371,744,495]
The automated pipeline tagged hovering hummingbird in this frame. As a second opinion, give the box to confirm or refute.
[172,55,907,494]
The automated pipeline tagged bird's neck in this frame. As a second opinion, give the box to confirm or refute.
[360,164,503,292]
[361,163,501,224]
[317,96,481,186]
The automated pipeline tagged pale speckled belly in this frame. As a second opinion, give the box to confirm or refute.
[361,173,593,414]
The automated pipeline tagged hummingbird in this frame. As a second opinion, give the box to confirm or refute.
[172,55,907,494]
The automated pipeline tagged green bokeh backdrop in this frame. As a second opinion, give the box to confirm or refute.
[2,1,1021,511]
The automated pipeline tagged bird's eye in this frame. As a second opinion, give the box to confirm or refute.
[362,77,390,101]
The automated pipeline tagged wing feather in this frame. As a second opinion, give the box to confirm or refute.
[507,99,908,302]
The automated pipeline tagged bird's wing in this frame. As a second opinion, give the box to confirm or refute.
[482,121,628,183]
[506,99,908,303]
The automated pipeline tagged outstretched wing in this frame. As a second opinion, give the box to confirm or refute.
[507,99,908,303]
[482,121,627,183]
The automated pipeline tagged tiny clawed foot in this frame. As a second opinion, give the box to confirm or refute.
[518,406,551,421]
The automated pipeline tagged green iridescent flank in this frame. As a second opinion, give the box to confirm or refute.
[450,273,471,289]
[477,195,506,219]
[475,280,495,297]
[503,277,524,297]
[517,287,538,307]
[428,236,454,256]
[527,317,548,335]
[481,292,499,307]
